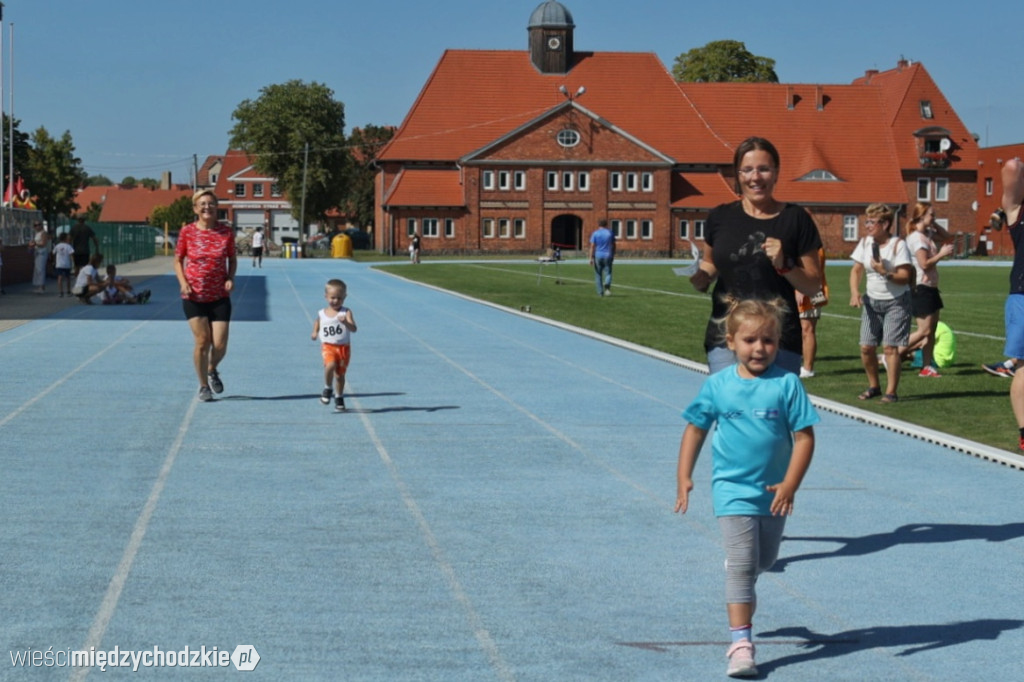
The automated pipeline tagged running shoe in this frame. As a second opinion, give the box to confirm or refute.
[726,640,757,678]
[198,386,214,402]
[982,362,1015,378]
[321,388,332,405]
[799,367,815,378]
[918,366,941,378]
[335,396,346,412]
[208,369,224,394]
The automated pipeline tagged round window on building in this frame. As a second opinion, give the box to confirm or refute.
[556,128,580,148]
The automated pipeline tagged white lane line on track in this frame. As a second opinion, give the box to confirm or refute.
[70,397,199,682]
[284,268,516,681]
[353,395,517,682]
[0,321,148,429]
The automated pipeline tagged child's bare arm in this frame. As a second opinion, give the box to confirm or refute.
[675,423,707,514]
[311,318,320,341]
[343,310,357,333]
[767,427,815,516]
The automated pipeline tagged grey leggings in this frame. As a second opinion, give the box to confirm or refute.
[718,515,786,604]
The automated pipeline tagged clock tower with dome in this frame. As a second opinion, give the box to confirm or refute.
[528,1,574,74]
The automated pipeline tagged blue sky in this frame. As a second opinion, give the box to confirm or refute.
[10,0,1023,183]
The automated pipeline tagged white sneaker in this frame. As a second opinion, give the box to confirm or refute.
[800,367,815,378]
[726,639,757,677]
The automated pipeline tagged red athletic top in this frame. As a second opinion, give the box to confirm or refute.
[176,222,235,303]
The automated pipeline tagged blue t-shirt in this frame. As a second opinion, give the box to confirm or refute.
[589,227,615,259]
[682,364,819,516]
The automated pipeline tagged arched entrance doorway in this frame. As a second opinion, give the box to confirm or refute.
[550,214,582,251]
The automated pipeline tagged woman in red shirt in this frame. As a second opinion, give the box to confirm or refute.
[174,189,237,402]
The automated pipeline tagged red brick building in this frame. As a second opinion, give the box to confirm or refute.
[975,143,1024,257]
[375,1,980,259]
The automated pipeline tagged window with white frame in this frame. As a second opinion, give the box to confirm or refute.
[610,172,622,191]
[498,218,511,238]
[271,183,282,197]
[445,218,454,238]
[626,173,638,191]
[514,218,526,239]
[253,183,264,197]
[482,171,495,190]
[234,183,245,197]
[498,171,510,190]
[678,219,689,239]
[935,218,949,232]
[422,218,439,237]
[917,178,930,201]
[641,172,653,192]
[546,171,558,190]
[406,218,417,236]
[482,218,495,238]
[986,178,994,196]
[514,171,526,191]
[610,219,622,238]
[935,177,949,202]
[641,220,653,239]
[577,172,589,191]
[694,220,706,240]
[843,214,858,241]
[561,171,574,191]
[626,219,637,239]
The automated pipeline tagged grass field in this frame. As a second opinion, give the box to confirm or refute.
[375,258,1022,453]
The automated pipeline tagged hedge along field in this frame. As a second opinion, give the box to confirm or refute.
[377,260,1019,453]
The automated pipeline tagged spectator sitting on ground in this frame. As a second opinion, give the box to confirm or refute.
[102,264,151,304]
[72,253,106,304]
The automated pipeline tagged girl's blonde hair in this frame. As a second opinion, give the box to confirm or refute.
[714,295,789,344]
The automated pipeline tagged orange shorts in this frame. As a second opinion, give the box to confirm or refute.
[321,343,351,372]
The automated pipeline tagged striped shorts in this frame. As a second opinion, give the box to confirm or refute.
[859,292,912,348]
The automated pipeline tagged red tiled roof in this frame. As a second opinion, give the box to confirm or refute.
[679,82,907,204]
[851,62,978,170]
[384,169,465,207]
[197,155,222,186]
[671,171,736,208]
[99,187,192,223]
[380,50,732,164]
[72,185,112,216]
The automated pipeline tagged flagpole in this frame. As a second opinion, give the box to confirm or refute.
[0,3,5,210]
[8,21,12,206]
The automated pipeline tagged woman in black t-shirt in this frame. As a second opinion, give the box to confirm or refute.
[690,137,823,374]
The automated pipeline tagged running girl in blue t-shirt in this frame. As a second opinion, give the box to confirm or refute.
[675,296,819,678]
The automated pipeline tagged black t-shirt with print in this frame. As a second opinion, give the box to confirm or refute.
[703,201,822,354]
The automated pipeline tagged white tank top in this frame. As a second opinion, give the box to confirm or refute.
[318,307,351,345]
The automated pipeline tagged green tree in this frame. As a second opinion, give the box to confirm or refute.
[85,175,113,186]
[672,40,778,83]
[1,113,31,194]
[138,177,159,190]
[229,80,349,234]
[344,124,393,230]
[83,201,103,221]
[150,195,195,230]
[120,176,137,188]
[24,127,87,220]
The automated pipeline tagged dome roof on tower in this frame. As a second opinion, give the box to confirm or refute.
[528,1,574,28]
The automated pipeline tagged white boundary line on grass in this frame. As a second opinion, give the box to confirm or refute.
[376,268,1024,472]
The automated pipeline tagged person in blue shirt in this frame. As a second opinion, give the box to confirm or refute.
[588,219,615,296]
[675,295,819,678]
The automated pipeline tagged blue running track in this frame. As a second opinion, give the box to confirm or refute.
[1,258,1023,681]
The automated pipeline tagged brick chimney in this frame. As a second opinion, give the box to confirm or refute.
[864,69,879,83]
